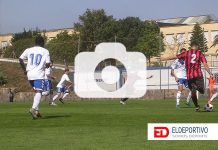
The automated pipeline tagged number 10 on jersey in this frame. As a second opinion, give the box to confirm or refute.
[30,54,42,65]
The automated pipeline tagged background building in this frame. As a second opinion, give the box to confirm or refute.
[44,28,74,41]
[0,28,74,57]
[158,15,218,66]
[0,34,13,57]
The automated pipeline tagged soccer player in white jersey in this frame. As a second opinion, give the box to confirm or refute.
[44,60,56,104]
[171,48,193,108]
[51,68,72,105]
[19,36,50,119]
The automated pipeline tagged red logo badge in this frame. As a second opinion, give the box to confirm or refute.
[154,127,169,138]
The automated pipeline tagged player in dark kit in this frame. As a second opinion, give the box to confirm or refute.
[162,42,213,111]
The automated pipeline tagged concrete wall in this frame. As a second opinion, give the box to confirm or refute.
[0,88,34,102]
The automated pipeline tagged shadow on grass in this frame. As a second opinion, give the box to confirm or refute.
[179,106,194,109]
[42,115,71,119]
[178,107,214,112]
[198,110,215,113]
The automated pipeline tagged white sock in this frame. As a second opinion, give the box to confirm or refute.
[52,94,60,102]
[42,91,49,96]
[62,93,69,99]
[176,91,182,105]
[210,93,218,102]
[32,92,41,111]
[187,91,191,103]
[196,91,199,100]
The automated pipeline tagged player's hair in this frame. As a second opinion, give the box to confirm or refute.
[190,42,199,47]
[180,48,186,53]
[64,68,69,72]
[35,35,45,47]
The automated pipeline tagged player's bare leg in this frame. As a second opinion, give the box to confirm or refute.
[59,92,69,104]
[51,92,61,106]
[48,90,53,105]
[59,92,65,104]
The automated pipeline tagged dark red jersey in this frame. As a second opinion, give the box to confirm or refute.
[176,49,207,80]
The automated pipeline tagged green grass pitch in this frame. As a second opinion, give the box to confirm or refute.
[0,99,218,150]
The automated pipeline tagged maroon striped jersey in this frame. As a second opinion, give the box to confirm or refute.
[176,49,207,80]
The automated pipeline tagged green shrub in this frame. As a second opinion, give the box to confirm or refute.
[0,72,8,86]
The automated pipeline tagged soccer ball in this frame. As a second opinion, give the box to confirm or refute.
[204,104,214,112]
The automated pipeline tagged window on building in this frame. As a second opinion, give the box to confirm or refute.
[165,34,174,45]
[176,33,185,43]
[211,30,218,42]
[1,41,8,49]
[188,32,193,41]
[204,31,208,41]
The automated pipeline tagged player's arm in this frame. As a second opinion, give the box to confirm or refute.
[171,69,178,82]
[65,75,73,88]
[45,69,56,80]
[163,51,186,62]
[160,56,177,61]
[45,51,51,68]
[47,74,56,80]
[66,80,73,88]
[19,58,27,75]
[19,50,28,75]
[200,53,213,77]
[65,80,73,93]
[203,62,213,77]
[171,69,176,77]
[170,60,178,81]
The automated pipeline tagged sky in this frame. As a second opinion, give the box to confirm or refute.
[0,0,218,34]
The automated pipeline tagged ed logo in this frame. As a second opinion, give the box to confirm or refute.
[154,127,169,138]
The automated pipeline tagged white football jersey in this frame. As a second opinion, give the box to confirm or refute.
[19,46,50,80]
[45,67,52,80]
[171,59,187,79]
[56,74,71,88]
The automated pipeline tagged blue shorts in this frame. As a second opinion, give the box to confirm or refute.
[178,78,188,88]
[44,80,53,91]
[29,80,45,91]
[57,87,69,93]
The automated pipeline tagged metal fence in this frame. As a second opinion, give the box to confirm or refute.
[146,67,218,90]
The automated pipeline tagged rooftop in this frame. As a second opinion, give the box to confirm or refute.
[0,27,74,36]
[157,15,218,27]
